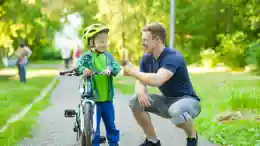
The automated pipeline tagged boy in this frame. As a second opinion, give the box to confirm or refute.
[75,23,120,146]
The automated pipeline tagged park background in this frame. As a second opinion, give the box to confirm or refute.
[0,0,259,146]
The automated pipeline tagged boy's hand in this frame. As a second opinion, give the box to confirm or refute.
[104,68,111,76]
[84,68,92,76]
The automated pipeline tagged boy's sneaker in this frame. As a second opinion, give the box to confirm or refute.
[139,139,161,146]
[187,133,198,146]
[100,136,106,143]
[2,57,8,67]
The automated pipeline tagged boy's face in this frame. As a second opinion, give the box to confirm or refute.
[94,32,108,52]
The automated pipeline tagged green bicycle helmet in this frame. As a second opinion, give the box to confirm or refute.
[83,23,109,48]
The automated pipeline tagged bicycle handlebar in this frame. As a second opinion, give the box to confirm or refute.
[59,69,75,76]
[59,69,106,76]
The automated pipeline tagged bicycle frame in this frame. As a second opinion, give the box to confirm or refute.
[62,69,107,144]
[79,98,96,137]
[77,75,97,140]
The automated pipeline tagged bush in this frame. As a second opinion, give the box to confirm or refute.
[200,48,219,68]
[32,46,62,60]
[217,31,247,69]
[246,40,260,71]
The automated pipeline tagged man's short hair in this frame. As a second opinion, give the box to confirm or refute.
[142,22,166,44]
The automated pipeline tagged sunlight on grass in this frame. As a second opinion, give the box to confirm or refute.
[0,79,59,145]
[228,88,260,110]
[0,76,54,127]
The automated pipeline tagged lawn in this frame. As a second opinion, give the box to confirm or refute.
[31,60,62,65]
[114,72,260,146]
[0,78,59,146]
[0,76,54,128]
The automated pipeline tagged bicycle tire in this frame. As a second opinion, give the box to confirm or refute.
[80,102,92,146]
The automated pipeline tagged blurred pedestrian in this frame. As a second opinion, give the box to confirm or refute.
[15,42,32,83]
[73,44,83,67]
[60,46,72,69]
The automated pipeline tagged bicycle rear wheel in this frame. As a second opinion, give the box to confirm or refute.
[80,102,93,146]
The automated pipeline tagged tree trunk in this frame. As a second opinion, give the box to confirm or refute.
[225,4,233,33]
[213,0,221,49]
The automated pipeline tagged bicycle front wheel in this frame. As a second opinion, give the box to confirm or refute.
[80,102,93,146]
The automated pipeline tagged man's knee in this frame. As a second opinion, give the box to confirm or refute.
[168,98,201,125]
[169,109,193,125]
[129,95,143,111]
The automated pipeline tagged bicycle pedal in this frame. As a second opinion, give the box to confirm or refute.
[64,109,76,117]
[73,127,78,132]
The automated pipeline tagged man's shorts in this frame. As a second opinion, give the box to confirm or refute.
[129,94,201,125]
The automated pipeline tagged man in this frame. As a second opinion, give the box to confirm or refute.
[122,22,201,146]
[60,46,72,69]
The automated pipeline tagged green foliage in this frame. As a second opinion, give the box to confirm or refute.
[1,0,259,68]
[0,0,62,60]
[33,46,61,60]
[246,40,260,70]
[217,32,247,68]
[200,48,219,68]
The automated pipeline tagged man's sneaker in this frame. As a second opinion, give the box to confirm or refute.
[187,133,198,146]
[139,139,161,146]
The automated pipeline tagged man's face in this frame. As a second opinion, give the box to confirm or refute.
[141,31,157,53]
[94,32,108,52]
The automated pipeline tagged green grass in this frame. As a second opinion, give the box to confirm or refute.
[114,73,260,146]
[114,76,135,94]
[0,77,54,128]
[0,78,59,146]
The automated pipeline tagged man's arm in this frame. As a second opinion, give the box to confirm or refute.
[132,68,173,87]
[128,55,179,87]
[135,80,147,95]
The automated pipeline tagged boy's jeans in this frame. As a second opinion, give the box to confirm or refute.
[92,101,119,146]
[18,64,26,83]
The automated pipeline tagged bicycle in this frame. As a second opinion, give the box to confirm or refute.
[59,69,107,146]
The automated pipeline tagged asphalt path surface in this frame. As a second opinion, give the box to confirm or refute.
[20,76,217,146]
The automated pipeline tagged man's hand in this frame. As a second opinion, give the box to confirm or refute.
[122,61,138,76]
[137,93,151,108]
[104,68,111,76]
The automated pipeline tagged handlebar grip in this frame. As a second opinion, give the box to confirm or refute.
[59,69,75,76]
[92,72,106,75]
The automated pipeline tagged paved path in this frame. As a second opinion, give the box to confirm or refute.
[20,76,217,146]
